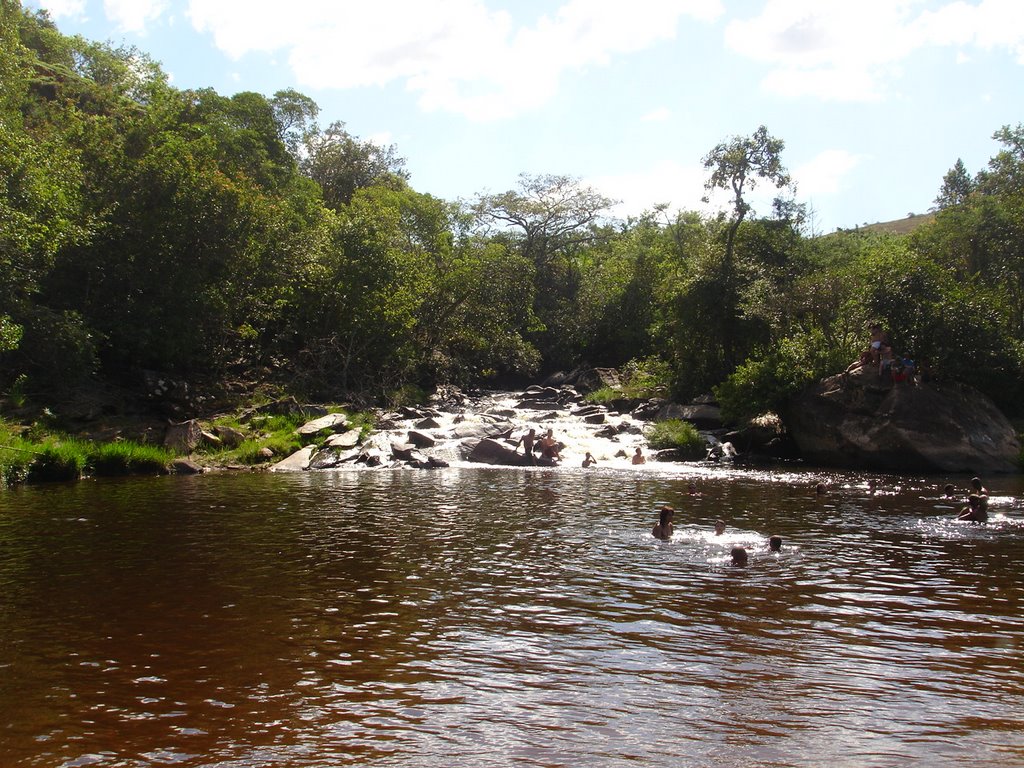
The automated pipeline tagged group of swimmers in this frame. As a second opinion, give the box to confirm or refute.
[650,504,783,567]
[655,476,993,567]
[815,475,991,523]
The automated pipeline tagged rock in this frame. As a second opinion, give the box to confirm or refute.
[296,412,348,436]
[257,446,275,460]
[656,402,723,429]
[270,446,315,472]
[631,399,666,421]
[213,424,246,447]
[515,399,568,410]
[390,442,419,460]
[407,430,436,448]
[653,446,705,462]
[308,446,361,469]
[584,412,606,425]
[415,417,441,429]
[200,430,222,447]
[467,438,525,466]
[573,367,622,394]
[783,370,1021,473]
[164,419,203,453]
[325,429,361,449]
[171,458,203,474]
[451,422,508,439]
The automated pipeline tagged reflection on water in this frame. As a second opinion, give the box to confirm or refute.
[2,466,1024,767]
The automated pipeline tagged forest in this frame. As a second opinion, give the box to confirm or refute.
[2,2,1024,426]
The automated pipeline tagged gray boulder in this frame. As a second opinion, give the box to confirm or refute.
[467,438,525,466]
[783,369,1021,473]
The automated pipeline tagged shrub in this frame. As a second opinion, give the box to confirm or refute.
[645,419,705,457]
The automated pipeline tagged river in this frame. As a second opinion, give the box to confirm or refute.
[1,464,1023,767]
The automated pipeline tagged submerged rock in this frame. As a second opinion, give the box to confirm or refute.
[783,369,1020,473]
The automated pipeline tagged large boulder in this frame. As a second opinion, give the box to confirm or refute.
[466,438,525,466]
[783,369,1020,473]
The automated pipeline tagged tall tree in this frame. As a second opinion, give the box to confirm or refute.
[701,125,790,370]
[300,121,408,210]
[934,158,974,210]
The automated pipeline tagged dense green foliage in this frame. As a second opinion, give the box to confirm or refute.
[645,419,705,456]
[2,3,1023,431]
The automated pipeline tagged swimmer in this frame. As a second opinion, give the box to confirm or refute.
[582,451,597,468]
[714,519,726,536]
[957,494,988,523]
[768,535,782,552]
[867,479,877,495]
[652,506,674,540]
[632,446,646,465]
[731,546,748,566]
[687,482,701,496]
[970,477,989,514]
[814,482,827,495]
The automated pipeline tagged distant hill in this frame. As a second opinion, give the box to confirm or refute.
[837,212,935,236]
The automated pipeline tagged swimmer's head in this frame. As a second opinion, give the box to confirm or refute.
[714,520,726,536]
[971,477,983,491]
[731,546,748,566]
[659,506,674,526]
[769,535,782,552]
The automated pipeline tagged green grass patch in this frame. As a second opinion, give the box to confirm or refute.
[88,441,172,476]
[27,437,89,483]
[0,430,36,487]
[645,419,705,457]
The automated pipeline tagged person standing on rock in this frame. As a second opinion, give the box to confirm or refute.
[515,428,537,465]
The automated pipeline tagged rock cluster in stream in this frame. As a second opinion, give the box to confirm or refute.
[270,383,715,472]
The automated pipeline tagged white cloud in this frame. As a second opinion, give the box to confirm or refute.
[185,0,723,121]
[641,107,672,122]
[792,149,862,197]
[725,0,1024,100]
[30,0,86,19]
[103,0,167,34]
[587,161,709,220]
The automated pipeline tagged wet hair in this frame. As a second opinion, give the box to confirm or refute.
[815,482,826,494]
[769,535,782,552]
[971,477,983,491]
[968,494,982,507]
[731,546,748,566]
[659,506,675,526]
[943,483,955,495]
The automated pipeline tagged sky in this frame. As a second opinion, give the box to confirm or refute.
[23,0,1024,233]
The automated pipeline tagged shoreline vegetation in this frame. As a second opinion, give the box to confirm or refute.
[3,5,1024,484]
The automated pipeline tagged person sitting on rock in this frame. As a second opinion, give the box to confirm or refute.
[538,428,561,463]
[878,343,895,379]
[632,446,646,465]
[652,506,674,539]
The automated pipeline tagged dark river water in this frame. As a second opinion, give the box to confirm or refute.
[2,464,1024,767]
